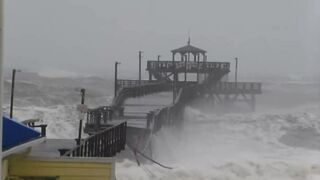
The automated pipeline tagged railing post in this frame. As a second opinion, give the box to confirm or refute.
[98,134,101,157]
[80,144,83,156]
[139,51,142,86]
[115,61,120,98]
[84,141,87,157]
[123,122,127,150]
[104,131,107,156]
[115,126,119,152]
[93,135,97,157]
[40,125,47,137]
[109,129,113,156]
[235,57,238,88]
[77,88,86,145]
[111,127,114,155]
[89,138,93,157]
[10,69,17,119]
[106,130,110,156]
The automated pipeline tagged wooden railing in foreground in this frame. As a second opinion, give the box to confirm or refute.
[62,122,127,157]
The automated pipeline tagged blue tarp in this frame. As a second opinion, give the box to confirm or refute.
[3,116,41,150]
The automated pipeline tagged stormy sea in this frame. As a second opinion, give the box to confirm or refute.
[4,71,320,180]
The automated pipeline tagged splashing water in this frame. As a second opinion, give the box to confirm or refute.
[116,104,320,180]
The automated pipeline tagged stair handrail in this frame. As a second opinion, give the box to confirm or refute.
[62,122,127,157]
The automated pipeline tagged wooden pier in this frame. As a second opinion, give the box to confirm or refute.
[84,42,262,150]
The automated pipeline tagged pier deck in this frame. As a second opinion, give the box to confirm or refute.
[109,92,173,130]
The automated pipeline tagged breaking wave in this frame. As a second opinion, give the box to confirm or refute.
[116,104,320,180]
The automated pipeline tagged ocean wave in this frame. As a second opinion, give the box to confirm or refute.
[116,104,320,179]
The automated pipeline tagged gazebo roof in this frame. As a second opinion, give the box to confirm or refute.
[171,44,206,54]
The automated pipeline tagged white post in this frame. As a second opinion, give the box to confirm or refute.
[0,0,4,177]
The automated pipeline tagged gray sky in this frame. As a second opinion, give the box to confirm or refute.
[4,0,320,78]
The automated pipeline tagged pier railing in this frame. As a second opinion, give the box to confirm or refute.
[147,84,198,132]
[212,82,262,94]
[112,81,172,108]
[85,106,113,131]
[147,61,230,73]
[62,122,127,157]
[117,79,159,89]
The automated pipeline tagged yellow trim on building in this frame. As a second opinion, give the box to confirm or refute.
[3,156,115,180]
[2,160,8,180]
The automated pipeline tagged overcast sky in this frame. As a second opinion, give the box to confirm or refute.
[3,0,320,78]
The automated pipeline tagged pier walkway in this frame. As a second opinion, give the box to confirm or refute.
[84,79,261,134]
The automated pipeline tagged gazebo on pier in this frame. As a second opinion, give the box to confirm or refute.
[170,40,208,82]
[146,40,228,83]
[171,40,207,62]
